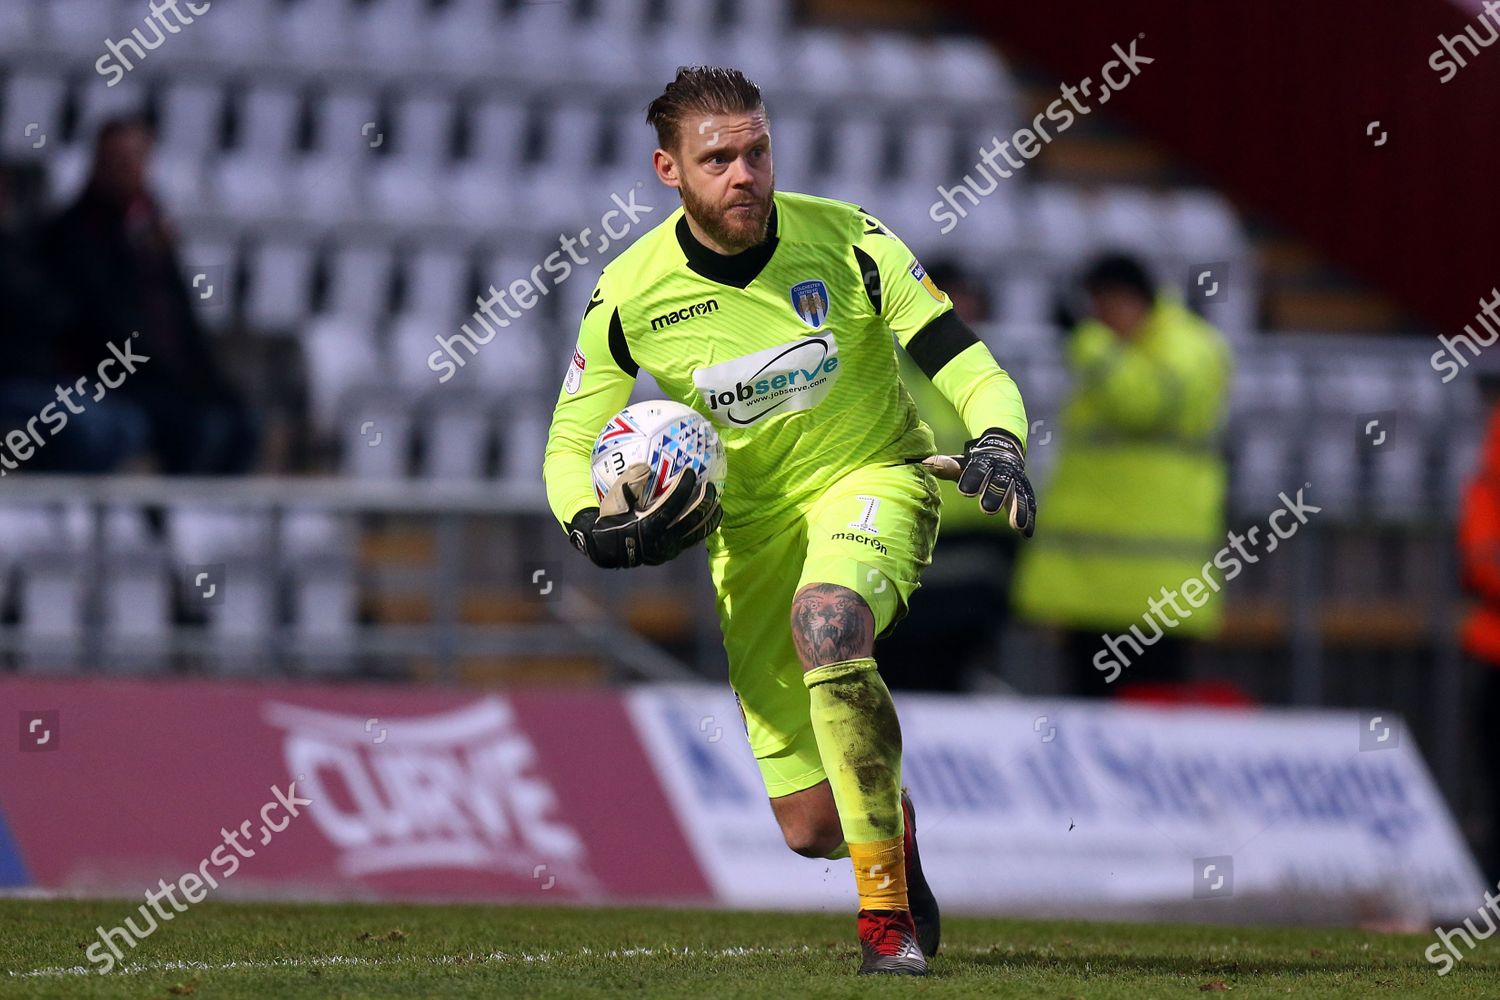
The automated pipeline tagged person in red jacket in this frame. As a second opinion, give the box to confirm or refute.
[1460,388,1500,880]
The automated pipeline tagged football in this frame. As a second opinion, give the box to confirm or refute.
[591,400,727,507]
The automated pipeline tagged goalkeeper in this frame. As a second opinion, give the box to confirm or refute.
[542,66,1034,977]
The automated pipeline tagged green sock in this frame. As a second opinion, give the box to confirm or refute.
[802,656,905,845]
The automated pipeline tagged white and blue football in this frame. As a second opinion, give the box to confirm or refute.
[591,400,727,506]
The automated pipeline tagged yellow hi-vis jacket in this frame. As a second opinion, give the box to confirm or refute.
[1013,298,1232,635]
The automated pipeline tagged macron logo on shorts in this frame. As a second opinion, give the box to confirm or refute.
[692,335,842,428]
[829,531,888,555]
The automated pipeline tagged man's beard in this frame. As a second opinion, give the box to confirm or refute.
[680,179,774,254]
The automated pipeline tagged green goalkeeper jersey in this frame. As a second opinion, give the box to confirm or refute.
[543,190,1028,534]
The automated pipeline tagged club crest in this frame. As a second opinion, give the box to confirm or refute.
[790,279,830,329]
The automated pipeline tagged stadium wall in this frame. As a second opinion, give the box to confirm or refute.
[959,0,1500,335]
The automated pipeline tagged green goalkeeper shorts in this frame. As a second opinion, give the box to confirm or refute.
[706,460,941,799]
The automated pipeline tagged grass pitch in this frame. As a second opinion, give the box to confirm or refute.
[1,899,1495,998]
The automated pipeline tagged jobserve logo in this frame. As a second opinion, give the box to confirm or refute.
[692,335,841,427]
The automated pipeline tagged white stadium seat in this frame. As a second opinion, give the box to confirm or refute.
[789,30,858,100]
[403,243,473,323]
[926,35,1015,104]
[324,242,395,322]
[285,0,356,67]
[199,0,276,64]
[301,315,385,431]
[41,0,123,57]
[355,0,431,71]
[313,82,382,159]
[245,238,318,331]
[158,79,225,160]
[0,3,39,56]
[0,71,67,159]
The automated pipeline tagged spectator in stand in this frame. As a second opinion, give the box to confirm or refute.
[40,117,259,475]
[0,162,147,473]
[878,261,1018,691]
[1459,377,1500,881]
[1013,253,1232,697]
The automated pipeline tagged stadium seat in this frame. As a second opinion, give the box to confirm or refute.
[206,561,279,674]
[1095,188,1170,256]
[39,0,123,57]
[405,242,475,322]
[1370,423,1428,521]
[1028,183,1095,263]
[0,3,39,56]
[499,406,549,482]
[0,71,68,160]
[788,30,858,100]
[101,556,173,673]
[423,404,494,480]
[198,0,276,64]
[427,0,511,76]
[245,237,318,332]
[389,313,454,392]
[445,160,519,232]
[354,0,431,71]
[284,0,356,69]
[313,81,382,159]
[323,241,396,322]
[924,36,1016,105]
[1166,189,1246,259]
[531,102,608,193]
[213,153,292,218]
[290,574,360,672]
[731,0,791,38]
[157,79,226,160]
[851,33,926,101]
[897,119,960,191]
[824,116,889,193]
[292,151,370,226]
[515,0,589,84]
[168,506,274,564]
[388,89,454,168]
[176,229,240,324]
[301,315,385,432]
[1231,423,1300,515]
[43,144,91,203]
[0,506,66,619]
[287,530,360,675]
[151,153,212,218]
[15,556,85,671]
[72,77,148,140]
[763,110,818,191]
[340,398,415,479]
[467,95,530,172]
[368,158,447,226]
[720,31,786,93]
[234,81,304,160]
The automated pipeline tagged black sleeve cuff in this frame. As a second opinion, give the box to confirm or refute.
[905,309,979,380]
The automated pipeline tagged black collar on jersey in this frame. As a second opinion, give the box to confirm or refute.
[676,203,779,289]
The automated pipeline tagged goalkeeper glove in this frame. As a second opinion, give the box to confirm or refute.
[955,427,1036,538]
[567,464,723,569]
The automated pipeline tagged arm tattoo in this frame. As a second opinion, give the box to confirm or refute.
[790,584,875,668]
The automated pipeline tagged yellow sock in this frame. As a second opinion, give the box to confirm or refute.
[849,837,908,912]
[802,656,905,844]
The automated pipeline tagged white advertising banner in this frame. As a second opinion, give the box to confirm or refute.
[627,685,1484,925]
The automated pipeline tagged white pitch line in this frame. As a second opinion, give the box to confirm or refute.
[10,944,868,979]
